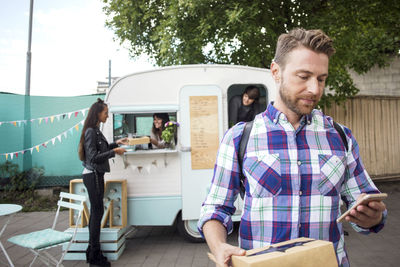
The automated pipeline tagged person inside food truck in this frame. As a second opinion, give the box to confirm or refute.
[150,113,170,149]
[228,85,261,127]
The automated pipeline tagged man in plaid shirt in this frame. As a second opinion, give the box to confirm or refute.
[198,28,387,267]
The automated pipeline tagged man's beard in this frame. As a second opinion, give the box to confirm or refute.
[279,80,319,116]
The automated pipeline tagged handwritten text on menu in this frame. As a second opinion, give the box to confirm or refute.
[189,96,219,169]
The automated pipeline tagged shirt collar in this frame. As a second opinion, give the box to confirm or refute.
[265,102,313,125]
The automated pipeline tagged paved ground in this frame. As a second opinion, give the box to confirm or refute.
[1,180,399,267]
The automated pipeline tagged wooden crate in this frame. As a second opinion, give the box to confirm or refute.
[69,179,128,228]
[102,180,128,228]
[63,227,129,261]
[69,179,90,227]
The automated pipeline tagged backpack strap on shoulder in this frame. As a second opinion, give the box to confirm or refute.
[238,120,254,199]
[333,121,348,152]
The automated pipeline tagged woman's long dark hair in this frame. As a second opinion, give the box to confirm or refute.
[78,98,107,161]
[151,113,170,137]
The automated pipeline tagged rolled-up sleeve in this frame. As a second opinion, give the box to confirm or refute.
[339,126,387,234]
[198,123,244,237]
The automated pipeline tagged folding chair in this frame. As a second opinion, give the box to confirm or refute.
[8,192,86,267]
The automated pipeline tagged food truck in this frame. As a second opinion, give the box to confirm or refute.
[102,64,276,242]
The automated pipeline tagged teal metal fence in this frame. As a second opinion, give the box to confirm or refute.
[0,92,105,186]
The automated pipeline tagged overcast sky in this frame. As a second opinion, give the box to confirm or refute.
[0,0,154,96]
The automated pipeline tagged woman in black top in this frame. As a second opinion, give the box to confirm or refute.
[78,99,127,266]
[229,85,261,127]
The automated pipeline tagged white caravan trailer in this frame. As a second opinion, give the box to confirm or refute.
[102,64,276,242]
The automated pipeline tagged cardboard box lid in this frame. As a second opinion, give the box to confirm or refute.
[127,136,150,145]
[231,237,338,267]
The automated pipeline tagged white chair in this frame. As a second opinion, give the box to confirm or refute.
[8,192,86,267]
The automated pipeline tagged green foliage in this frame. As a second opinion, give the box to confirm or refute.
[0,161,19,179]
[0,189,61,212]
[103,0,400,106]
[0,161,44,192]
[161,121,178,144]
[161,128,174,144]
[0,161,61,212]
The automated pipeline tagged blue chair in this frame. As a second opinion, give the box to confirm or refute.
[8,192,86,267]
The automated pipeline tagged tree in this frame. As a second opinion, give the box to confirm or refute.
[102,0,400,107]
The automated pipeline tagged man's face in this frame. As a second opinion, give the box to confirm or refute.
[242,93,255,106]
[272,46,329,116]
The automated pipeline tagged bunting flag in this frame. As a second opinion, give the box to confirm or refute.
[127,160,165,174]
[0,107,89,127]
[145,164,151,173]
[1,119,85,160]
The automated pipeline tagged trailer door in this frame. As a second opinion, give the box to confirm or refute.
[179,85,223,222]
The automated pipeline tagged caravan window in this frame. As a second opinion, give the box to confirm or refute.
[113,112,177,150]
[227,84,268,127]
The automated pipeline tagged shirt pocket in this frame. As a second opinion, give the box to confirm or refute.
[318,154,346,196]
[243,152,281,198]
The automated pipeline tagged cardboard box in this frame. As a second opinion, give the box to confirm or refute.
[127,136,150,146]
[231,237,338,267]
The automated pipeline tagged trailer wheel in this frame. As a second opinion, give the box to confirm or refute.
[176,213,204,243]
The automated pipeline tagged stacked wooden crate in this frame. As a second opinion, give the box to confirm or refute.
[63,179,128,261]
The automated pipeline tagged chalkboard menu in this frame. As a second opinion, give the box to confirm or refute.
[189,96,219,169]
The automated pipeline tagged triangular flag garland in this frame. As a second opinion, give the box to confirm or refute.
[0,119,85,160]
[0,107,89,127]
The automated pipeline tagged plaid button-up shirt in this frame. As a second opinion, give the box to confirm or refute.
[198,103,386,266]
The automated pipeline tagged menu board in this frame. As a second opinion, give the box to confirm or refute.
[189,96,219,170]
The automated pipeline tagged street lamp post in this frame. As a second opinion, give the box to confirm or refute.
[23,0,34,170]
[25,0,34,96]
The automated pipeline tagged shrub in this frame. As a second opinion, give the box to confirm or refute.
[0,161,44,192]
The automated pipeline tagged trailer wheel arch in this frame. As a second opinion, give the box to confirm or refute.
[175,211,204,243]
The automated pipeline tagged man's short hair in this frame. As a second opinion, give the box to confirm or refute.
[273,28,335,69]
[244,85,260,100]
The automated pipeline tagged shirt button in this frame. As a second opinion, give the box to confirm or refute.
[297,161,301,166]
[273,119,277,123]
[307,120,311,125]
[299,191,303,196]
[299,223,302,228]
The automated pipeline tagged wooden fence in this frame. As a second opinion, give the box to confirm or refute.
[324,96,400,180]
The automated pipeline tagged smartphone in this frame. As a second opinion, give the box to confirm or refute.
[336,193,387,223]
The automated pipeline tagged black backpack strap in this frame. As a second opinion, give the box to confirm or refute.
[333,121,348,152]
[238,120,254,199]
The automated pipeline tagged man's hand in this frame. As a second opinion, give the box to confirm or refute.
[345,194,386,228]
[203,220,246,267]
[211,243,246,267]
